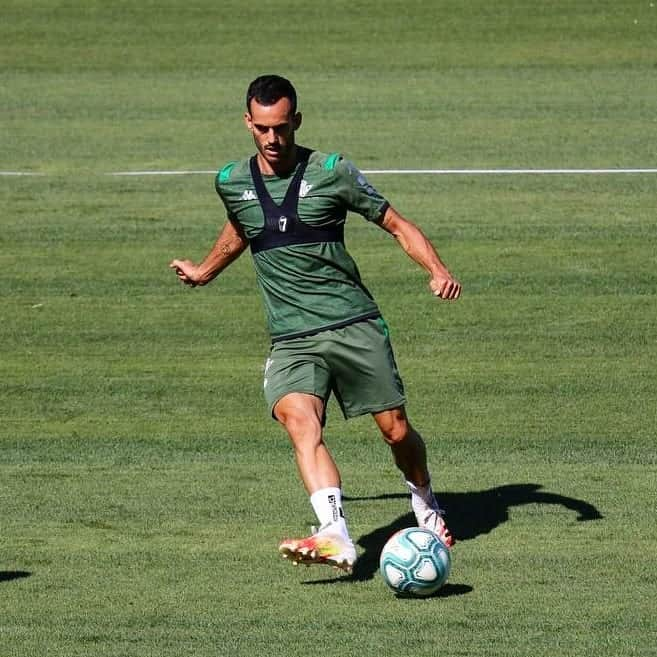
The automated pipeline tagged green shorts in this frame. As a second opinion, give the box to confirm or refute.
[263,317,406,420]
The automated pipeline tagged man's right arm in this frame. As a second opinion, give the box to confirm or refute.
[169,219,249,287]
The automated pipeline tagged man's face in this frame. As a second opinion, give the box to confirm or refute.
[245,97,302,173]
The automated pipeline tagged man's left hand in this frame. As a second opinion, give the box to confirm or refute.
[430,274,461,300]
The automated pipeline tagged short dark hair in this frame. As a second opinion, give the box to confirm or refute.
[246,75,297,114]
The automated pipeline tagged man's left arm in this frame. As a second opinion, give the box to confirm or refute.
[379,206,462,300]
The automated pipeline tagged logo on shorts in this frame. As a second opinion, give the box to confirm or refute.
[264,358,273,388]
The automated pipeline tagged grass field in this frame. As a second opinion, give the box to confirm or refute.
[2,2,657,656]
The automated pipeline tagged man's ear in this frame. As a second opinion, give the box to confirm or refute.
[244,112,253,131]
[293,112,302,130]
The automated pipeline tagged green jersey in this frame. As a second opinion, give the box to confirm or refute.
[215,148,390,342]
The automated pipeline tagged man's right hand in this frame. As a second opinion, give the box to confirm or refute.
[169,259,201,287]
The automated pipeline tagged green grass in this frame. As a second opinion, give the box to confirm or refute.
[2,1,657,656]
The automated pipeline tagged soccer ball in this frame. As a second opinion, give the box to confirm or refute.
[379,527,451,597]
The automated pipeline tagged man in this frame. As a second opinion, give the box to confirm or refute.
[170,75,461,574]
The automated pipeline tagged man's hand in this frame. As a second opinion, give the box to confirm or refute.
[429,273,461,300]
[169,259,202,287]
[169,222,249,289]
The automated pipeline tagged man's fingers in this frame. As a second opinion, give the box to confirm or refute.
[432,278,461,300]
[444,281,461,300]
[169,259,198,286]
[170,260,190,277]
[171,265,187,279]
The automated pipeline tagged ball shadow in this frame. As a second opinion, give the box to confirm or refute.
[394,583,474,599]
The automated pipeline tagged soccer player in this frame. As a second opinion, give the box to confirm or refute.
[170,74,461,573]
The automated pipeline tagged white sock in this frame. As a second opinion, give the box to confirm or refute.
[310,487,349,538]
[406,479,439,515]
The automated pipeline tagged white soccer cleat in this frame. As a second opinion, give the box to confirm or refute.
[279,525,357,573]
[416,504,455,548]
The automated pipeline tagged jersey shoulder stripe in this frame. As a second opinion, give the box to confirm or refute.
[217,161,238,184]
[324,152,341,171]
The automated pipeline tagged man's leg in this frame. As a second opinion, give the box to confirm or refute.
[275,392,357,571]
[273,392,339,494]
[372,405,430,485]
[373,406,454,547]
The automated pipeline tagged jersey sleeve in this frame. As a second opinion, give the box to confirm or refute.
[215,163,238,222]
[333,157,390,222]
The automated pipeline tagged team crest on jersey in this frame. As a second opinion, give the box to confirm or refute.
[347,163,379,197]
[299,180,313,198]
[356,173,379,197]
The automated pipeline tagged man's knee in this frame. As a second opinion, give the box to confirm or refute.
[376,409,412,445]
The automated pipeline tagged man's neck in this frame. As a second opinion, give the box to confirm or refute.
[256,145,299,177]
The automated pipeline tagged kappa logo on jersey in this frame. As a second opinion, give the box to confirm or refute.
[241,189,257,201]
[299,180,313,198]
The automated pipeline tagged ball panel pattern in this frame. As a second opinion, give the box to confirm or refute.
[379,527,451,596]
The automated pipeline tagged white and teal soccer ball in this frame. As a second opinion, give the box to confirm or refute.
[379,527,451,597]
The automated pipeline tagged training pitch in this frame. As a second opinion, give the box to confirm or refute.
[1,2,656,656]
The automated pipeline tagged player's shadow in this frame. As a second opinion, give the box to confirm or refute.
[347,483,602,583]
[303,483,601,587]
[0,571,31,583]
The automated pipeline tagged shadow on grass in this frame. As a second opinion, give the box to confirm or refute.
[0,571,31,583]
[303,482,602,588]
[394,583,474,599]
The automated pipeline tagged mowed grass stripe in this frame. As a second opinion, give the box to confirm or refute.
[2,1,657,656]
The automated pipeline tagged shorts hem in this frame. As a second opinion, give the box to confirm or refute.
[342,397,406,420]
[268,389,327,419]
